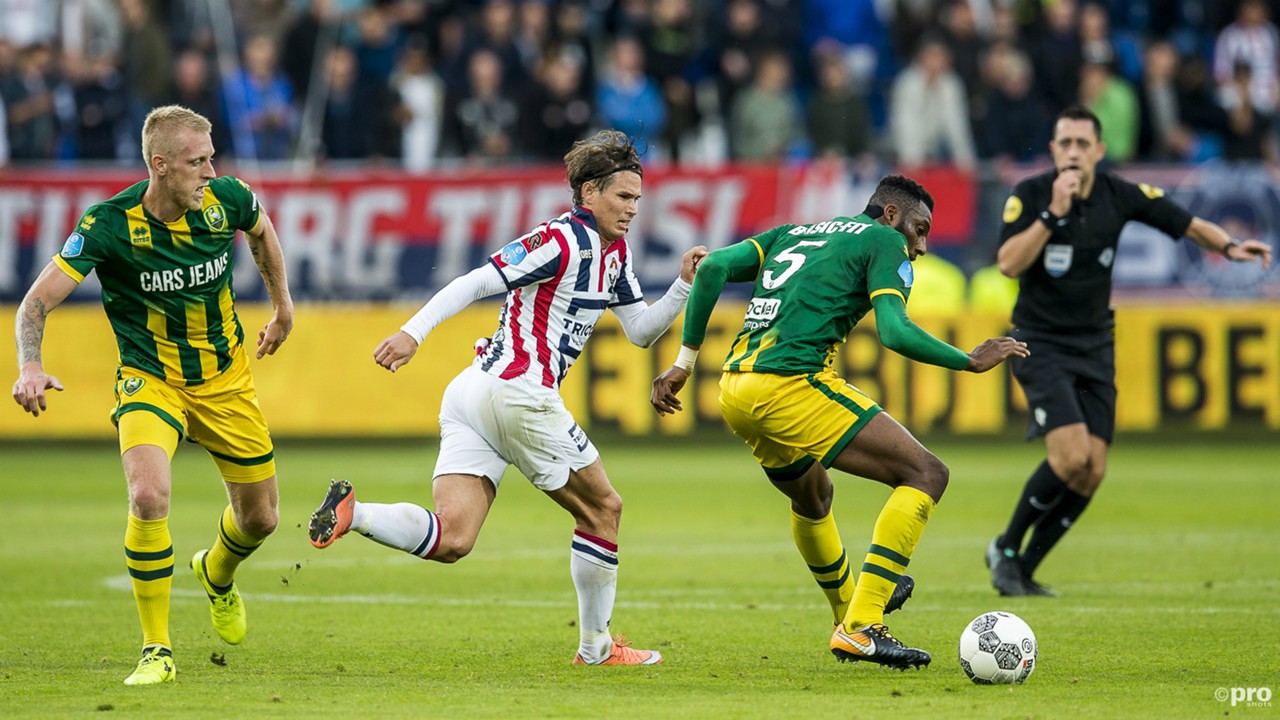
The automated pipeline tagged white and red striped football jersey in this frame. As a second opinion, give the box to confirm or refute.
[479,206,644,389]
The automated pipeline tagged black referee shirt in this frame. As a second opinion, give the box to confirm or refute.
[999,169,1194,336]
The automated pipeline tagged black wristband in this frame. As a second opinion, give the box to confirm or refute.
[1039,209,1064,227]
[1222,239,1241,258]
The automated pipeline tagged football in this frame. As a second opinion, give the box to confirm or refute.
[958,611,1037,685]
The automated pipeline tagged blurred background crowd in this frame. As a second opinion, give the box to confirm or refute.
[1,0,1277,171]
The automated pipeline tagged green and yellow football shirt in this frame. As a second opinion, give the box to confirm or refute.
[720,214,915,374]
[54,175,262,386]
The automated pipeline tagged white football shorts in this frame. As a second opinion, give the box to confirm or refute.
[434,364,599,492]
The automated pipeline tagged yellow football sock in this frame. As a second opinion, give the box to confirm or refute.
[125,514,173,650]
[205,505,264,590]
[844,486,936,631]
[791,509,853,624]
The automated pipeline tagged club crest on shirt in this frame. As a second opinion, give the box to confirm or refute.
[897,260,914,287]
[61,232,85,258]
[500,240,528,265]
[1044,244,1073,277]
[123,377,146,396]
[606,256,621,287]
[203,204,228,232]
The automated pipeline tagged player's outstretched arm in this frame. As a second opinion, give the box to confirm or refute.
[963,337,1031,373]
[376,264,508,372]
[613,246,708,348]
[1183,217,1273,269]
[651,348,695,416]
[679,242,760,349]
[374,332,419,373]
[12,262,78,416]
[244,211,295,359]
[679,245,709,283]
[650,243,758,415]
[871,293,1028,371]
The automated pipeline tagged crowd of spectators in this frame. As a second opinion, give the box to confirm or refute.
[0,0,1275,170]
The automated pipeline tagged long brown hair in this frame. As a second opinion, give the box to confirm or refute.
[564,130,643,205]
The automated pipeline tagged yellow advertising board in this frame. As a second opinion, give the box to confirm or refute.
[1,302,1276,440]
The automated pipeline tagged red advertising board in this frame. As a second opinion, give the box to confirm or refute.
[0,164,977,301]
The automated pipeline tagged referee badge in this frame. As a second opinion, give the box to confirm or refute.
[1002,195,1023,223]
[1138,183,1166,199]
[1043,244,1073,277]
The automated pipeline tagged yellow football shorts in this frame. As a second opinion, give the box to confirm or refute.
[718,369,882,478]
[112,350,276,483]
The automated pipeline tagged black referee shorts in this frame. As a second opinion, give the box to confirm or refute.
[1009,328,1117,443]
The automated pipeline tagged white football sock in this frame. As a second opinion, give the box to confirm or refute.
[570,530,619,664]
[352,501,440,559]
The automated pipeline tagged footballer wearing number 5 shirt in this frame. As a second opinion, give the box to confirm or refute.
[650,174,1028,670]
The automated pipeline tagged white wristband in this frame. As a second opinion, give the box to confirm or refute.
[674,345,699,372]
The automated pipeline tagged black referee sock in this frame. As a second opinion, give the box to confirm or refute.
[996,461,1068,554]
[1021,489,1091,578]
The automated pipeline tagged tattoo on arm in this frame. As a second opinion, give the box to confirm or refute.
[17,297,48,365]
[247,231,289,307]
[250,241,279,287]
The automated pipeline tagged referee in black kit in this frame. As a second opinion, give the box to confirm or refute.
[984,105,1273,596]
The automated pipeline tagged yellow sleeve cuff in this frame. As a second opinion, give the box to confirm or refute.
[869,288,905,303]
[52,255,86,283]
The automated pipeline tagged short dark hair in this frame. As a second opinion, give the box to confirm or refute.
[870,174,934,215]
[1057,104,1103,139]
[564,130,643,204]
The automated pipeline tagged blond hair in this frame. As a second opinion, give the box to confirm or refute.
[141,105,213,171]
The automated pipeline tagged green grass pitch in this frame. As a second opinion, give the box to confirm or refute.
[2,436,1277,718]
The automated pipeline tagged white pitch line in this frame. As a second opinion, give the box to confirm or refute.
[253,530,1280,570]
[284,540,805,567]
[58,575,1279,615]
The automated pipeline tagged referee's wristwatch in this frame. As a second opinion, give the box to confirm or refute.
[1039,209,1065,228]
[1222,238,1242,258]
